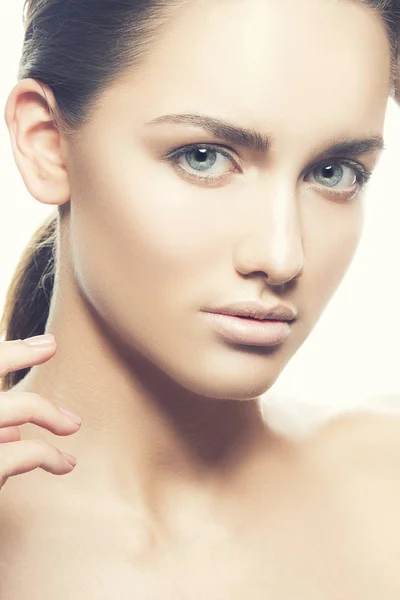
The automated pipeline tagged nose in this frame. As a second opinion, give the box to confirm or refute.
[233,190,305,287]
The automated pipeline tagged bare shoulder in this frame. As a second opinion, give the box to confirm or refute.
[302,406,400,536]
[304,406,400,472]
[299,406,400,579]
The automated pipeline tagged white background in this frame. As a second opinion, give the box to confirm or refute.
[1,2,399,419]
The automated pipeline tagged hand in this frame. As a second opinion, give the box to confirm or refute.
[0,335,82,489]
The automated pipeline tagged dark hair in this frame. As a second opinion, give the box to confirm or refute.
[1,0,399,391]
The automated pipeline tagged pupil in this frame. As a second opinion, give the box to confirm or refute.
[196,149,208,163]
[322,165,334,178]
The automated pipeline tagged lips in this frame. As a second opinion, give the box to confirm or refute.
[203,312,292,346]
[204,300,297,322]
[202,300,297,346]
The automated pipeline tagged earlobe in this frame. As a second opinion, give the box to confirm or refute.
[4,78,70,206]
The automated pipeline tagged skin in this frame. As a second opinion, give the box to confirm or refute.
[1,0,399,596]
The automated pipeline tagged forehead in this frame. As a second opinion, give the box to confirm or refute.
[107,0,391,143]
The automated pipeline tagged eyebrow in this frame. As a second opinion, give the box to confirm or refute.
[146,112,385,159]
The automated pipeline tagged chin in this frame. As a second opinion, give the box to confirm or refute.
[175,357,285,401]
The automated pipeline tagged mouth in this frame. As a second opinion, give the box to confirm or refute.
[205,300,297,322]
[203,312,292,347]
[235,315,265,320]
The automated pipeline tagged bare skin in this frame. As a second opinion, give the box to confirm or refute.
[1,346,400,599]
[1,0,400,597]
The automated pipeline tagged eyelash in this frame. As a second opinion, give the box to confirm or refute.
[164,143,373,200]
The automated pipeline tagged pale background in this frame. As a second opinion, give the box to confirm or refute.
[1,2,400,431]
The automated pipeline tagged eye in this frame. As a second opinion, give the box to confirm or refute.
[305,160,372,199]
[165,144,239,183]
[164,145,372,198]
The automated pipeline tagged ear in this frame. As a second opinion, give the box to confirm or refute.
[3,78,70,206]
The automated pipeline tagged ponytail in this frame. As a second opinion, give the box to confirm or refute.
[0,210,58,392]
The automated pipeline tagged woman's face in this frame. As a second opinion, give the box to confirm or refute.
[63,0,390,400]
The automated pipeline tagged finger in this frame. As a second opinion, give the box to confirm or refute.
[0,439,77,489]
[0,336,57,378]
[0,391,82,436]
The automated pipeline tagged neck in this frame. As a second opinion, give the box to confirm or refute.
[14,260,280,530]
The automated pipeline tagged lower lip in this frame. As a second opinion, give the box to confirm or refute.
[203,312,292,346]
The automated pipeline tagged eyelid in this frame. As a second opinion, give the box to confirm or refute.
[165,143,371,172]
[164,142,241,165]
[305,158,372,182]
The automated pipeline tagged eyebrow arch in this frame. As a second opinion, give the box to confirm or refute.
[146,112,385,158]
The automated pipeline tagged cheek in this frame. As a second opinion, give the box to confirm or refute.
[300,202,364,328]
[67,147,225,340]
[75,139,244,306]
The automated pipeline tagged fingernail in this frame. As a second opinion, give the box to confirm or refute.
[23,334,55,347]
[59,407,82,426]
[61,452,77,467]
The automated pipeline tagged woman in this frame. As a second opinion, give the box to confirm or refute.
[0,0,400,596]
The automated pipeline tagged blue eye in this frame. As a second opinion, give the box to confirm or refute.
[164,143,372,199]
[184,147,219,171]
[304,160,372,200]
[166,144,239,182]
[314,163,349,187]
[309,162,368,188]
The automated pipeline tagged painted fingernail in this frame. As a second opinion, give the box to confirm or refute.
[23,334,55,347]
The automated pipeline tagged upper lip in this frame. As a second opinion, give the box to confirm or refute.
[204,300,297,321]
